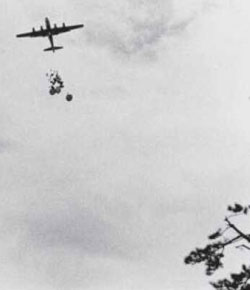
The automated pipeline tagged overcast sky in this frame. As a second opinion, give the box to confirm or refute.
[1,0,250,289]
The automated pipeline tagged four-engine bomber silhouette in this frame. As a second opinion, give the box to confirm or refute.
[16,17,84,52]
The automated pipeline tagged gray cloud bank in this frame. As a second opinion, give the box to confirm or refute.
[0,140,9,153]
[82,0,209,57]
[0,1,230,290]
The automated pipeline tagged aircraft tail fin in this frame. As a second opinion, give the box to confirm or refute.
[44,46,63,52]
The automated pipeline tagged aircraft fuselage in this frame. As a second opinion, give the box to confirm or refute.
[45,17,51,32]
[44,17,58,52]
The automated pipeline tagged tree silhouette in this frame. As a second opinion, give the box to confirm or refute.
[184,203,250,290]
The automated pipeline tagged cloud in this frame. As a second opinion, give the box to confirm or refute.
[0,139,11,153]
[24,209,131,259]
[0,141,8,153]
[83,0,172,56]
[1,1,244,289]
[83,0,211,57]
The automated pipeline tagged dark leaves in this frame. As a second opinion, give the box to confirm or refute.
[210,265,250,290]
[209,229,222,240]
[227,203,250,215]
[184,242,224,275]
[185,202,250,290]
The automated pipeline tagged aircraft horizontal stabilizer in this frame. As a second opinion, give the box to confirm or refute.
[44,46,63,52]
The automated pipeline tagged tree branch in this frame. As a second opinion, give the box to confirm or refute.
[225,217,250,243]
[235,244,250,251]
[222,235,242,247]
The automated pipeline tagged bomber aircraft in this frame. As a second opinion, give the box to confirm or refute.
[16,17,84,52]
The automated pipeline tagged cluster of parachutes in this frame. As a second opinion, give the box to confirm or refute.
[46,70,73,101]
[47,70,64,95]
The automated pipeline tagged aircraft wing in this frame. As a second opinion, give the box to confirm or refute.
[51,24,84,35]
[16,29,48,38]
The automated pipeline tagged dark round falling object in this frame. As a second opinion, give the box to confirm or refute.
[66,93,73,102]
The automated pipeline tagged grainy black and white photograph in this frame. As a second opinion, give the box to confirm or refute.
[1,1,250,290]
